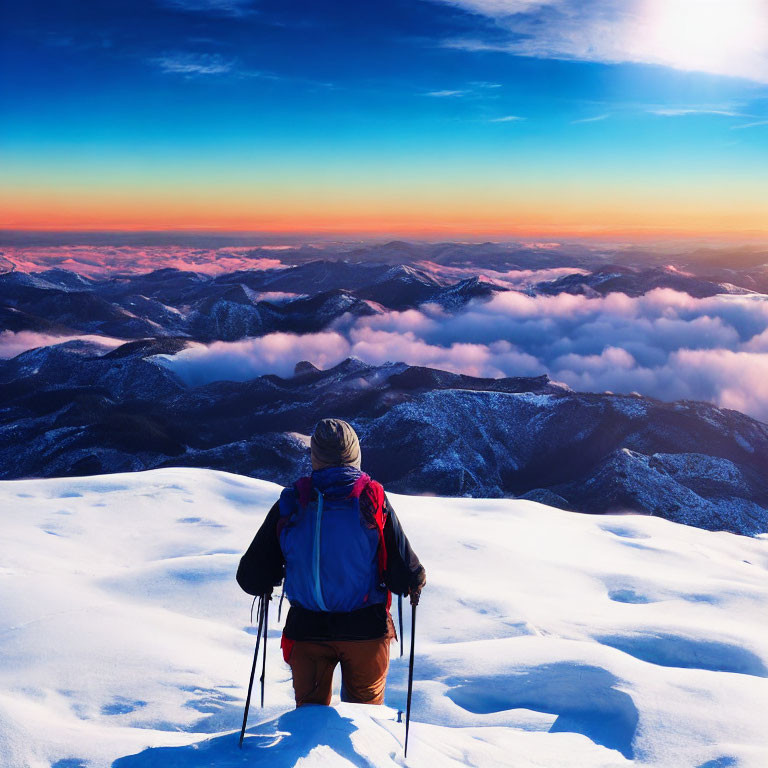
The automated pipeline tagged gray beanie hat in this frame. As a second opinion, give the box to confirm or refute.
[310,418,361,470]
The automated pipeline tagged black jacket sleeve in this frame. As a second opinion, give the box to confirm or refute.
[382,493,426,597]
[236,500,285,596]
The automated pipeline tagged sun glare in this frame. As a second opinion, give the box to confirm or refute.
[640,0,767,79]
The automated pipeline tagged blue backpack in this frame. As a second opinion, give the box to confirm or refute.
[277,466,389,613]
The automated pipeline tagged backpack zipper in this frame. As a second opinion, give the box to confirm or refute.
[312,491,328,611]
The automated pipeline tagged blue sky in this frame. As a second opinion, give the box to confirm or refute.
[1,0,767,235]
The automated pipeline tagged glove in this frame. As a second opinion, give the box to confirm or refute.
[408,568,426,606]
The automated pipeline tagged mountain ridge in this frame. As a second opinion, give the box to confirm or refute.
[1,256,758,342]
[1,342,766,535]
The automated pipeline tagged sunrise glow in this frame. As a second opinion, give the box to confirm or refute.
[2,0,767,238]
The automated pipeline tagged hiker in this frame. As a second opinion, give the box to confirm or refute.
[236,418,426,707]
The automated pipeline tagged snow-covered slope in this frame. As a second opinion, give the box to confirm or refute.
[0,468,766,768]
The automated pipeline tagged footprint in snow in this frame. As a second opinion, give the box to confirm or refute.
[102,697,147,715]
[601,525,650,540]
[697,757,738,768]
[607,588,655,604]
[596,633,768,677]
[176,517,226,528]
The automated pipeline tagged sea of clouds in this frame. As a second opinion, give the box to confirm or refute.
[159,288,768,422]
[0,245,285,276]
[2,242,767,421]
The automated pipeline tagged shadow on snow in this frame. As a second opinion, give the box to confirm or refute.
[446,662,639,760]
[111,706,373,768]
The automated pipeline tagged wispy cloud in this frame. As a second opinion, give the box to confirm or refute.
[425,89,466,97]
[571,113,609,124]
[470,81,503,89]
[732,119,768,129]
[424,81,504,99]
[649,108,745,117]
[437,0,768,85]
[159,0,257,18]
[489,114,525,122]
[153,52,234,75]
[435,0,546,14]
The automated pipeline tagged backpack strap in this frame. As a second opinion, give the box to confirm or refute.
[295,476,314,508]
[362,480,388,576]
[346,472,387,574]
[276,477,314,538]
[348,472,371,500]
[357,478,391,610]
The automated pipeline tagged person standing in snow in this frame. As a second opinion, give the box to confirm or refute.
[236,418,426,707]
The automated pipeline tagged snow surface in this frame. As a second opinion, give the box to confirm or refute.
[1,468,767,768]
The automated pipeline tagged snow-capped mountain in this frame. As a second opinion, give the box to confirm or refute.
[0,250,760,342]
[1,344,766,535]
[2,246,768,537]
[0,468,765,767]
[535,264,751,298]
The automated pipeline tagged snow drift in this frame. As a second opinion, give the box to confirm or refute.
[0,468,766,767]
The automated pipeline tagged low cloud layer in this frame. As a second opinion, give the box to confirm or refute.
[160,288,768,422]
[4,279,768,423]
[1,246,285,277]
[159,333,351,384]
[0,331,124,359]
[415,261,587,288]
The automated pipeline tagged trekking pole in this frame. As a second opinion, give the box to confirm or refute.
[238,595,264,748]
[277,582,286,622]
[404,591,419,758]
[260,593,270,707]
[398,594,404,658]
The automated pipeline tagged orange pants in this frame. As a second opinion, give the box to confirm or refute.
[287,634,392,706]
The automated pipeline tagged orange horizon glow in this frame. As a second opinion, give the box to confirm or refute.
[3,199,768,242]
